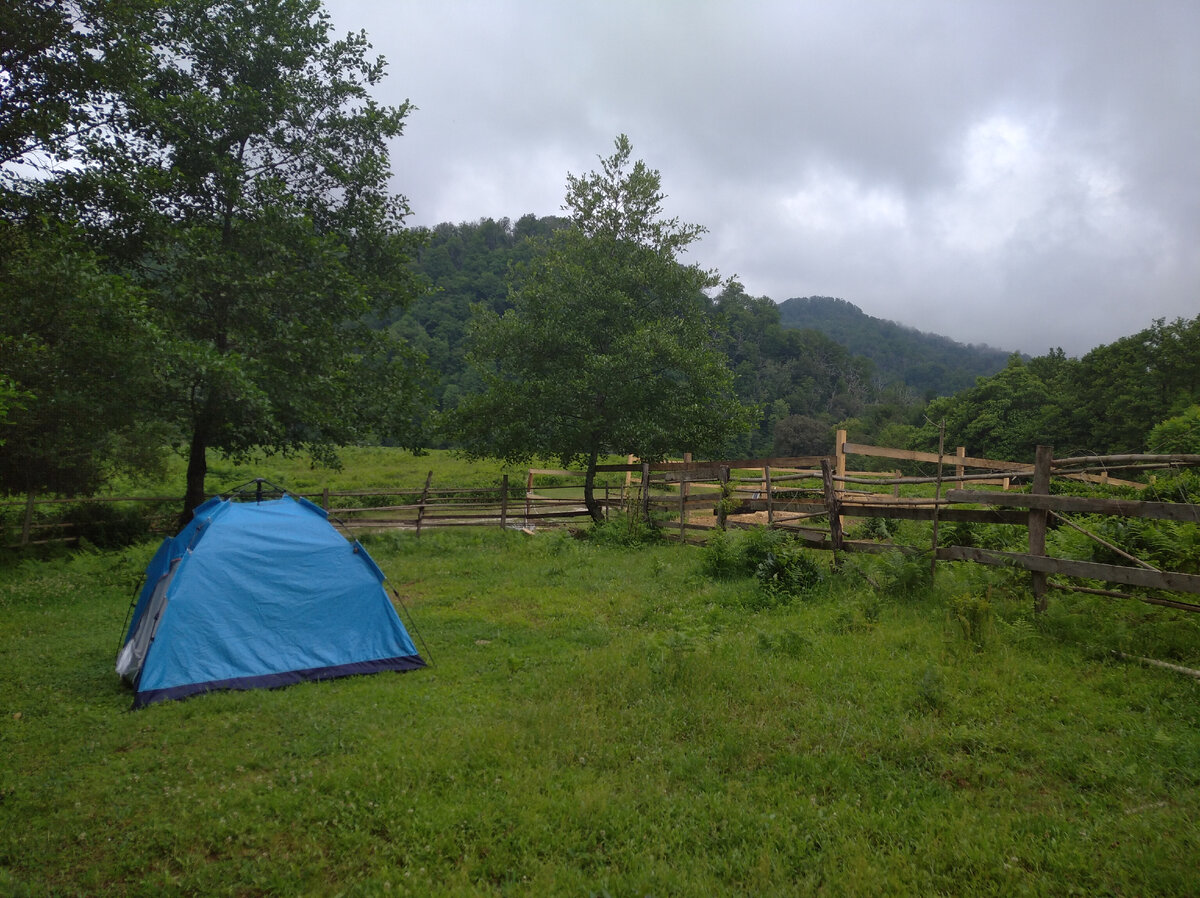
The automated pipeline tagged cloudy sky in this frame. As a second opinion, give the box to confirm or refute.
[327,0,1198,357]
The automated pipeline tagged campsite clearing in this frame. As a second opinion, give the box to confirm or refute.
[2,527,1199,895]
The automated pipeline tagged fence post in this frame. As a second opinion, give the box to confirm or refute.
[956,446,966,491]
[764,464,774,527]
[500,474,508,530]
[678,474,687,540]
[1030,445,1053,612]
[834,429,847,500]
[415,470,433,538]
[640,461,651,523]
[821,458,843,565]
[21,490,36,546]
[322,487,330,511]
[931,421,946,579]
[681,452,692,536]
[717,466,730,530]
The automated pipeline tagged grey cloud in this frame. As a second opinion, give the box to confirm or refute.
[332,0,1199,356]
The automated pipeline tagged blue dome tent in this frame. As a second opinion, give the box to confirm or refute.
[116,485,425,709]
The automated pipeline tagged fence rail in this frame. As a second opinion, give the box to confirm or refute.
[6,433,1200,613]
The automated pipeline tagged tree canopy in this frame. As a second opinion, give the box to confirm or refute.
[449,136,757,520]
[1,0,427,516]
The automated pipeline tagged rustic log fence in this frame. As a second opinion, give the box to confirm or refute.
[5,432,1199,613]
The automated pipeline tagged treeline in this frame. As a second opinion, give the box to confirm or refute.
[918,317,1200,460]
[402,216,1200,463]
[777,296,1012,397]
[396,216,897,456]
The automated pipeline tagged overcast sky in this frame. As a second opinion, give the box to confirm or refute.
[327,0,1198,357]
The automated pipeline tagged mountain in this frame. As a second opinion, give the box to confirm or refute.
[777,296,1013,397]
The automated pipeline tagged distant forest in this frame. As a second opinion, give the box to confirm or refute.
[393,215,1200,463]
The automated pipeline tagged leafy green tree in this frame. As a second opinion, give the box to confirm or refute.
[0,0,152,172]
[0,218,168,496]
[450,136,757,521]
[924,354,1057,461]
[70,0,426,519]
[1148,406,1200,455]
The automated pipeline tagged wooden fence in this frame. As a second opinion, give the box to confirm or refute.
[615,432,1200,613]
[5,432,1199,613]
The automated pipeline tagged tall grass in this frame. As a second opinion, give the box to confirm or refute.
[3,525,1199,895]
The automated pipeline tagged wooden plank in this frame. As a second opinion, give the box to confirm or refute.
[839,504,1027,525]
[936,546,1200,595]
[821,458,843,558]
[843,441,1033,472]
[1052,453,1200,467]
[1029,446,1053,610]
[593,455,829,474]
[945,489,1200,523]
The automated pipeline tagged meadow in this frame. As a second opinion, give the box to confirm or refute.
[2,450,1199,895]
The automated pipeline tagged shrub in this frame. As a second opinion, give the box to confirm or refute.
[585,512,662,547]
[948,592,993,651]
[63,502,151,550]
[754,548,822,600]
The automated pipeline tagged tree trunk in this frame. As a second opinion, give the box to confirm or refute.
[583,448,603,523]
[180,424,209,528]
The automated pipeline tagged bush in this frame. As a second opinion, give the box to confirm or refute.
[755,548,822,600]
[701,526,789,579]
[64,502,151,550]
[585,512,662,547]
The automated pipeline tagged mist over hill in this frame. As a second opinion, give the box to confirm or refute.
[778,296,1013,397]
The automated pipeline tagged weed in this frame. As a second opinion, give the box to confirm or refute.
[915,664,946,713]
[755,549,822,602]
[948,592,993,651]
[585,513,661,547]
[849,516,896,541]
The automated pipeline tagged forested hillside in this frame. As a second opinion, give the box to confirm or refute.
[399,216,1200,463]
[778,296,1012,397]
[917,316,1200,461]
[397,216,902,455]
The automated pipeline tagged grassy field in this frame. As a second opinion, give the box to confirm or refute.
[3,506,1199,895]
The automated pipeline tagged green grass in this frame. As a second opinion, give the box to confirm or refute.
[3,526,1199,896]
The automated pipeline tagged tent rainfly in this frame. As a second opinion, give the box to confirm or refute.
[116,493,425,709]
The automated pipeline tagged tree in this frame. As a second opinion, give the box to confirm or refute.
[449,136,757,522]
[72,0,426,520]
[0,217,167,496]
[0,0,152,172]
[1,3,169,498]
[924,354,1057,461]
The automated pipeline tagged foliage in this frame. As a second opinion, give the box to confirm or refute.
[712,283,884,456]
[0,0,154,172]
[393,214,570,436]
[62,501,152,550]
[450,136,756,520]
[917,315,1200,461]
[754,547,822,600]
[923,354,1056,462]
[948,591,994,651]
[1148,404,1200,454]
[119,0,427,519]
[700,526,821,603]
[0,218,170,496]
[583,512,662,548]
[3,0,429,520]
[777,296,1012,398]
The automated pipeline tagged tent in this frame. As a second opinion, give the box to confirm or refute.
[116,491,425,709]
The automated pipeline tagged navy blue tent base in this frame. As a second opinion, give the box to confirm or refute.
[133,654,427,709]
